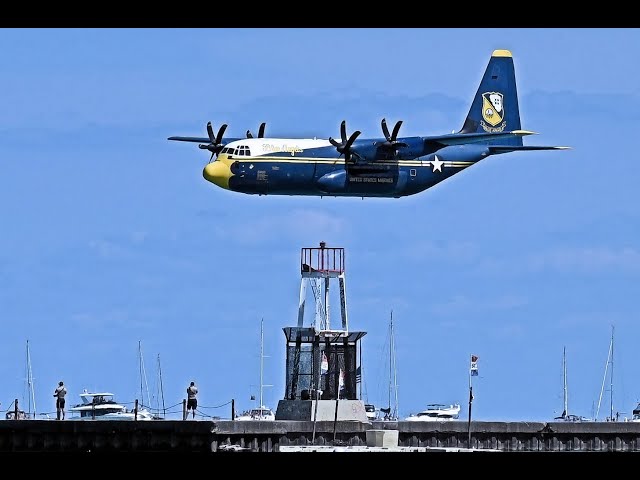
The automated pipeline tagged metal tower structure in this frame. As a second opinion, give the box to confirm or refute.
[298,241,348,333]
[278,242,367,421]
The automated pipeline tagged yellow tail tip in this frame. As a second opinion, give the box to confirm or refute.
[492,49,512,58]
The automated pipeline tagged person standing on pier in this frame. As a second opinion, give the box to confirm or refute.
[186,381,198,419]
[53,381,67,420]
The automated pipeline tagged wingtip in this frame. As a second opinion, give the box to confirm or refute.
[512,129,537,136]
[492,49,512,58]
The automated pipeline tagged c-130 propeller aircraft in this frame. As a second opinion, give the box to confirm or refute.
[168,50,568,198]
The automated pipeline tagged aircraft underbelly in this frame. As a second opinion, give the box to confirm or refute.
[316,167,408,197]
[228,160,438,197]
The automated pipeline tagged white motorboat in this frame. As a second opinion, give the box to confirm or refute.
[69,390,155,421]
[405,403,461,421]
[364,404,377,421]
[235,405,276,421]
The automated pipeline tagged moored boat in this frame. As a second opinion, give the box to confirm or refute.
[69,390,155,421]
[405,403,461,421]
[235,405,275,421]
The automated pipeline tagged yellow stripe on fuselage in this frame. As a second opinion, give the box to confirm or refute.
[218,154,474,168]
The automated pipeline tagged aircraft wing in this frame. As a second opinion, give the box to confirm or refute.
[167,136,244,144]
[167,136,211,143]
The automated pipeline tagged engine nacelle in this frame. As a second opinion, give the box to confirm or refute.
[317,170,347,193]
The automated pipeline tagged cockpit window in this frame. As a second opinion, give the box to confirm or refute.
[226,145,251,156]
[236,145,251,156]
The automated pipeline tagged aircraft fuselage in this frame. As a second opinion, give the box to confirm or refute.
[205,137,491,198]
[170,50,568,197]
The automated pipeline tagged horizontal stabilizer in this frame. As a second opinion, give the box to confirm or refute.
[488,145,571,153]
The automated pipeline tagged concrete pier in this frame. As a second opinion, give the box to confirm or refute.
[2,419,640,452]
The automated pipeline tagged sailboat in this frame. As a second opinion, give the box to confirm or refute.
[6,340,37,420]
[377,310,399,421]
[153,354,167,419]
[24,339,36,419]
[236,318,275,421]
[137,341,165,420]
[596,326,618,422]
[138,340,151,411]
[553,346,590,422]
[138,341,166,420]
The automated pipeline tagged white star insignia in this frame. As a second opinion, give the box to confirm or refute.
[431,155,444,173]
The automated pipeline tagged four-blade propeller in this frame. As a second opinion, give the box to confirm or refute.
[199,122,228,161]
[380,118,408,152]
[180,118,406,165]
[329,120,361,165]
[246,122,266,139]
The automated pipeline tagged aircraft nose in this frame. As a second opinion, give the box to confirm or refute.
[203,161,232,189]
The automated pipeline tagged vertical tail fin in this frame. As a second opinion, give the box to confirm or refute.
[459,49,522,146]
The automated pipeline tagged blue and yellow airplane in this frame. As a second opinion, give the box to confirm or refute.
[168,49,568,198]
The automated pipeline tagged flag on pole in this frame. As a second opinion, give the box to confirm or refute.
[355,365,362,383]
[470,355,479,376]
[321,351,329,374]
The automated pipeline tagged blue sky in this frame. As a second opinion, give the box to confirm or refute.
[2,28,640,422]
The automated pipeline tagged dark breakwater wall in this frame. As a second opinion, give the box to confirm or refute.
[1,419,639,452]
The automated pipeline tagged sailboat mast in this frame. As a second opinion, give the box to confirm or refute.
[157,354,166,418]
[138,341,151,408]
[26,340,36,417]
[391,311,398,419]
[139,341,144,406]
[563,346,568,417]
[260,318,264,410]
[610,326,614,421]
[388,310,392,413]
[596,326,614,420]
